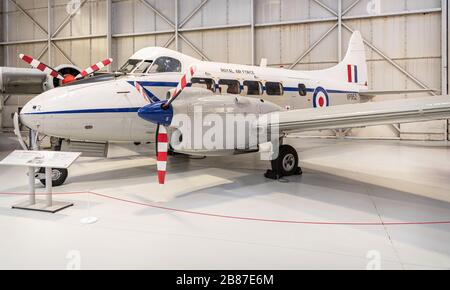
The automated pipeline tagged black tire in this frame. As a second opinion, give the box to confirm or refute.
[39,168,68,187]
[271,145,299,177]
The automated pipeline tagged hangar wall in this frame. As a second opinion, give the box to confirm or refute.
[0,0,448,140]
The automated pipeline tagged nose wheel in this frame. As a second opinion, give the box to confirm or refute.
[265,144,302,180]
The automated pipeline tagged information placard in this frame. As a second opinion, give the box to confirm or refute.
[0,150,81,169]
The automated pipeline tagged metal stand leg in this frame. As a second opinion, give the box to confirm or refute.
[45,167,52,207]
[13,166,73,214]
[8,129,77,214]
[28,166,36,205]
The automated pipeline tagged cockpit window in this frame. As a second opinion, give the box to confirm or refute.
[148,57,182,73]
[134,60,153,74]
[119,59,142,74]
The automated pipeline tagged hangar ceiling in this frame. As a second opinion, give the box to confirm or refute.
[0,0,449,140]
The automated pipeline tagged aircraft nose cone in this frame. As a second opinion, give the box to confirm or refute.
[138,101,174,126]
[19,101,39,130]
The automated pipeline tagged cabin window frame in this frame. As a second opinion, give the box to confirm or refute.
[243,80,263,96]
[191,77,216,92]
[134,60,154,74]
[147,56,182,73]
[298,83,307,96]
[218,79,241,95]
[119,59,142,74]
[265,82,284,96]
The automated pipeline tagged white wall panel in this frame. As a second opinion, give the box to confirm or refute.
[200,29,229,63]
[228,0,251,25]
[6,1,48,41]
[227,27,251,64]
[202,0,227,27]
[178,31,204,60]
[133,0,156,33]
[112,0,134,34]
[255,0,281,24]
[6,43,47,67]
[256,26,281,65]
[179,0,202,29]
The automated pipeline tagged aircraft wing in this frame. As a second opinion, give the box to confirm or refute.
[258,95,450,133]
[0,67,47,94]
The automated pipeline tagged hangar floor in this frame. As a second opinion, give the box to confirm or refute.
[0,133,450,270]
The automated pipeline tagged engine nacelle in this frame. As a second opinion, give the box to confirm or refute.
[0,64,81,94]
[43,64,81,91]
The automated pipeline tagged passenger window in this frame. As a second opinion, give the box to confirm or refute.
[148,57,182,73]
[299,83,307,96]
[243,81,263,96]
[218,79,241,95]
[265,82,283,96]
[191,78,216,92]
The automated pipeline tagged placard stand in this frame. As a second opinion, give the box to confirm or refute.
[12,167,74,213]
[1,150,81,214]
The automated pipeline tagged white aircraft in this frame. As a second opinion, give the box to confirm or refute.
[16,31,450,186]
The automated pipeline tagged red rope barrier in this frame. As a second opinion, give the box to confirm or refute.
[2,191,450,226]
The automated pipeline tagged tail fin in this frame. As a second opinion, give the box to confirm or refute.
[321,31,368,87]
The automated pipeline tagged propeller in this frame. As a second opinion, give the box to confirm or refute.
[19,54,64,81]
[131,81,172,185]
[19,54,113,85]
[132,66,197,185]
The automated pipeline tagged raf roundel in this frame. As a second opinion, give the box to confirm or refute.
[313,87,330,108]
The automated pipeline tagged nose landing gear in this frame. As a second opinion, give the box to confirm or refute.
[265,144,302,180]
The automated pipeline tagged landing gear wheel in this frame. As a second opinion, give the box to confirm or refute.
[38,168,68,187]
[265,145,302,180]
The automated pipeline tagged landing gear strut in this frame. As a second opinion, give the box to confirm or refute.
[265,144,302,180]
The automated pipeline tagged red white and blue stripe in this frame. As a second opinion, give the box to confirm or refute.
[135,81,150,103]
[347,64,358,83]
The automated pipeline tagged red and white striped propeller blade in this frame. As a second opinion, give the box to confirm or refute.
[19,54,64,81]
[164,65,196,108]
[156,126,169,185]
[75,58,113,80]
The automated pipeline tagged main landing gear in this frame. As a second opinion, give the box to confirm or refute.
[265,144,303,180]
[36,167,68,187]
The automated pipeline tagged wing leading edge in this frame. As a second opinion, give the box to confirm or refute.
[258,96,450,133]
